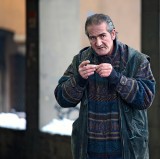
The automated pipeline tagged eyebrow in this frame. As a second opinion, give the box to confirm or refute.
[89,33,107,37]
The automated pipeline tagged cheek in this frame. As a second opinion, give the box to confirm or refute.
[90,42,96,48]
[104,39,113,47]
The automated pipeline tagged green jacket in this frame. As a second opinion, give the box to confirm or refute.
[55,41,156,159]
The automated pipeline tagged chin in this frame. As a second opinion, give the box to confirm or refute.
[97,51,109,56]
[95,48,110,56]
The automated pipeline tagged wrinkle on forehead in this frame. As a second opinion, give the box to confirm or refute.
[87,23,109,37]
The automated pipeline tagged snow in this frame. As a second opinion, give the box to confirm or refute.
[0,113,26,130]
[41,118,74,136]
[0,113,73,136]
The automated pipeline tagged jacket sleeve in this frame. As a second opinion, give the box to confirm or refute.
[108,55,156,110]
[54,55,87,108]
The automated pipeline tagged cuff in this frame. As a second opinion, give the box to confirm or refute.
[108,68,121,86]
[75,73,88,87]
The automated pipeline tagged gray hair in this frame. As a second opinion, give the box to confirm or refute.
[85,13,117,37]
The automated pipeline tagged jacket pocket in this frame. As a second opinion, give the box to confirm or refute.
[128,123,149,159]
[125,109,149,159]
[129,133,149,159]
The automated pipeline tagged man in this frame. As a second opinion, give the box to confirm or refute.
[54,14,156,159]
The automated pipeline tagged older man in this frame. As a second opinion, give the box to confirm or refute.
[55,13,156,159]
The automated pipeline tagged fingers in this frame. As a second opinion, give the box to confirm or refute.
[96,63,113,77]
[79,60,90,68]
[79,61,112,79]
[79,60,97,79]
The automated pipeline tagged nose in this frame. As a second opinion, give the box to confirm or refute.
[95,37,102,46]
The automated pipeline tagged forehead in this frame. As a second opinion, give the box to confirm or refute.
[87,22,109,35]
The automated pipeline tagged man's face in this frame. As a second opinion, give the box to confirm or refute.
[87,22,116,56]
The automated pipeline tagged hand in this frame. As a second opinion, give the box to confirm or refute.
[78,60,97,79]
[96,63,113,77]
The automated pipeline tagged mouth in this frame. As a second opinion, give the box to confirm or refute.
[97,47,105,50]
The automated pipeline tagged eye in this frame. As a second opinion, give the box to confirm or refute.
[89,36,96,41]
[100,34,106,39]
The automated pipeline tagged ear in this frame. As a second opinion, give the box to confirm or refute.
[111,29,116,40]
